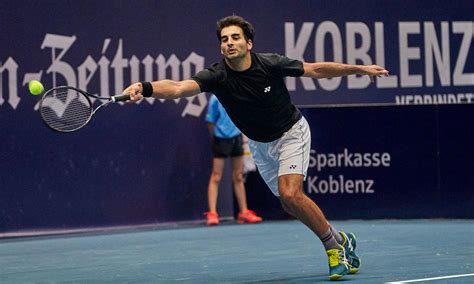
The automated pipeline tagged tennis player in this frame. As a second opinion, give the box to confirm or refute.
[123,15,388,280]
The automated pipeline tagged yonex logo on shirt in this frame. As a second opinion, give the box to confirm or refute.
[264,86,271,93]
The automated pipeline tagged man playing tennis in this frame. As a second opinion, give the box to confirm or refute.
[123,15,388,280]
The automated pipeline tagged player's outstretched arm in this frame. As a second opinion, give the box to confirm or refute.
[302,62,389,81]
[123,80,201,102]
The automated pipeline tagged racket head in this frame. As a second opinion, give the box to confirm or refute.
[39,86,93,132]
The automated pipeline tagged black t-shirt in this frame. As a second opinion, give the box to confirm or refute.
[192,53,304,142]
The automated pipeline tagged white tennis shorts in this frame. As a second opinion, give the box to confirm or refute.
[248,116,311,196]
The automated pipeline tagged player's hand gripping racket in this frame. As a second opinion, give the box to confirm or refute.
[39,86,130,132]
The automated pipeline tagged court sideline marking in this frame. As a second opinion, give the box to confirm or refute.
[386,273,474,283]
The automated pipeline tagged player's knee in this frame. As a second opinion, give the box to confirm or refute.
[278,186,304,207]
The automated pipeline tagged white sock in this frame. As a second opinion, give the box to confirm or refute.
[328,223,344,244]
[319,227,340,250]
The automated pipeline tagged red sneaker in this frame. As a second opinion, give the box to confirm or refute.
[204,211,219,226]
[237,210,263,224]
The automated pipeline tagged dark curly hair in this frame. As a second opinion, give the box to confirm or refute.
[216,15,255,42]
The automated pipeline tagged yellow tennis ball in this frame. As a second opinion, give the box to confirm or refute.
[28,80,44,95]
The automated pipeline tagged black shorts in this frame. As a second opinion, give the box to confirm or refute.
[212,135,244,158]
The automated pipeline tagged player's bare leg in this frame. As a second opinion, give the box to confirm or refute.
[278,174,349,280]
[278,174,329,237]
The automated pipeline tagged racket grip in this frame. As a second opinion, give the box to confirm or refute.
[111,93,131,102]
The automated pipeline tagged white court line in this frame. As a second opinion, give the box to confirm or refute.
[386,273,474,283]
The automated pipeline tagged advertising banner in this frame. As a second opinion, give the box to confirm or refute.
[1,0,472,231]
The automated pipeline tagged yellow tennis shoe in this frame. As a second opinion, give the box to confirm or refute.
[326,245,350,280]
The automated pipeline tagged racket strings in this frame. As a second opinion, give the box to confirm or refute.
[40,88,93,132]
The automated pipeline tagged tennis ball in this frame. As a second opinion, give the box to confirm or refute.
[28,80,44,95]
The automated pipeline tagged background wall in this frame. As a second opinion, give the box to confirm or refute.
[1,0,473,233]
[246,104,474,220]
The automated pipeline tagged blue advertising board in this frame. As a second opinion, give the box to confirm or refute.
[301,106,440,219]
[1,0,473,233]
[247,104,474,220]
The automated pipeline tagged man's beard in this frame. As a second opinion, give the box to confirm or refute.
[225,50,245,61]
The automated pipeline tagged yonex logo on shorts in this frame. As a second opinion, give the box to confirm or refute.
[289,165,297,169]
[264,86,271,93]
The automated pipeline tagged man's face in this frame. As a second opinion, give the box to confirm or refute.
[220,25,252,60]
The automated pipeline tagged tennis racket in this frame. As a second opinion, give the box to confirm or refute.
[39,86,130,132]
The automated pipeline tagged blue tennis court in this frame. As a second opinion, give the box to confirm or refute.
[1,219,473,283]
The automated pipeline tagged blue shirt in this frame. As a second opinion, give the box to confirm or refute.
[206,95,241,138]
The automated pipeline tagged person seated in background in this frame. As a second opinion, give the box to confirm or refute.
[204,94,263,225]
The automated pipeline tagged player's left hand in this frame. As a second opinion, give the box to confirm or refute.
[360,65,389,83]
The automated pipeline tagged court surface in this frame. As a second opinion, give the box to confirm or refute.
[1,219,473,283]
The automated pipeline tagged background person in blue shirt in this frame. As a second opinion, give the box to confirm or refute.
[205,95,262,225]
